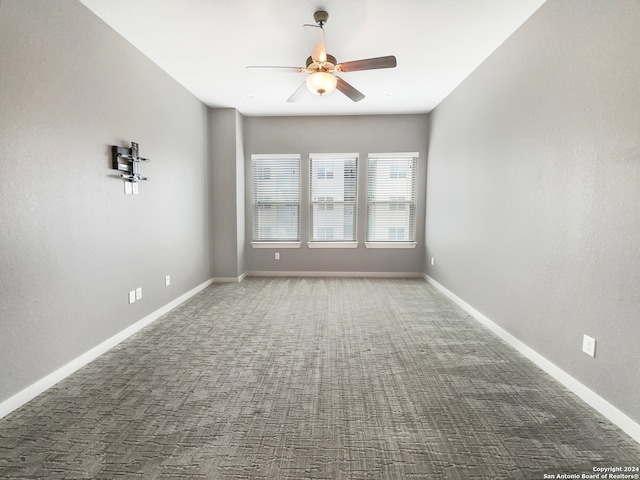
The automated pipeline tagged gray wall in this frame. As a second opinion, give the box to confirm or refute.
[0,0,211,403]
[235,112,247,277]
[209,108,246,279]
[426,0,640,423]
[243,115,429,274]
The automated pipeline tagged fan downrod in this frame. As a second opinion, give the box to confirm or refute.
[313,10,329,26]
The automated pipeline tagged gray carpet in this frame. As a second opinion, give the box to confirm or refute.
[0,277,638,479]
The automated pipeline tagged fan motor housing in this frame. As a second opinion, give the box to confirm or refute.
[306,54,337,72]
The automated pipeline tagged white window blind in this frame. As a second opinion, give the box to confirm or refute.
[252,155,300,241]
[367,154,417,242]
[309,154,358,242]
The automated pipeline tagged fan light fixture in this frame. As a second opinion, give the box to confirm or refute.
[306,71,337,96]
[246,9,397,103]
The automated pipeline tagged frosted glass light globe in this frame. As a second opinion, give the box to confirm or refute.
[306,72,337,96]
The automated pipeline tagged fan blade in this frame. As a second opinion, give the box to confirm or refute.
[246,66,304,73]
[303,24,327,62]
[338,55,397,72]
[335,76,365,102]
[287,82,308,103]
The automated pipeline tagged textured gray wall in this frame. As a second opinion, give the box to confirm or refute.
[0,0,211,403]
[426,0,640,422]
[210,109,239,278]
[243,115,429,274]
[235,112,247,276]
[209,108,246,279]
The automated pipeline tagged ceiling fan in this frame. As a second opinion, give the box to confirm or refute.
[247,10,397,103]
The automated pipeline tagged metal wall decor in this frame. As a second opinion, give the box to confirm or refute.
[111,141,150,183]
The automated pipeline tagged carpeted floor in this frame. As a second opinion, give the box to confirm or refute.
[0,277,638,479]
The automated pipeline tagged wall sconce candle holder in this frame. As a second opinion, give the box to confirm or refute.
[111,141,150,183]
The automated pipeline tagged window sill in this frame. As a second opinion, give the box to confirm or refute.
[251,242,301,249]
[307,242,359,249]
[365,242,417,249]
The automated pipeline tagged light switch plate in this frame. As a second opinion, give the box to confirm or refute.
[132,183,139,195]
[165,275,171,286]
[136,287,142,300]
[124,182,133,195]
[128,290,136,304]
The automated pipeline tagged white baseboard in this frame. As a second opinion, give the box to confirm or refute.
[213,272,246,283]
[0,278,215,420]
[246,271,424,278]
[425,275,640,444]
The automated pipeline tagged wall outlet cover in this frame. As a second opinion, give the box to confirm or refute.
[582,334,596,357]
[128,290,136,304]
[165,275,171,286]
[136,287,142,300]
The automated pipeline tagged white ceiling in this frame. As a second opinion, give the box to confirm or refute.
[80,0,546,117]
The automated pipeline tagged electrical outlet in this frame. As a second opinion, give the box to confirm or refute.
[132,183,139,195]
[136,287,142,300]
[275,252,280,260]
[582,334,596,357]
[431,257,435,266]
[128,290,136,304]
[124,182,133,195]
[165,275,171,286]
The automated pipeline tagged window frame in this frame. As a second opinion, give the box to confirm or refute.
[308,153,359,249]
[365,153,418,249]
[250,154,302,249]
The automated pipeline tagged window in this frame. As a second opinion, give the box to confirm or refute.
[255,165,271,180]
[389,196,406,211]
[317,166,334,180]
[316,227,334,240]
[388,227,405,240]
[316,196,334,211]
[390,165,407,179]
[309,154,358,242]
[366,153,417,244]
[252,154,300,242]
